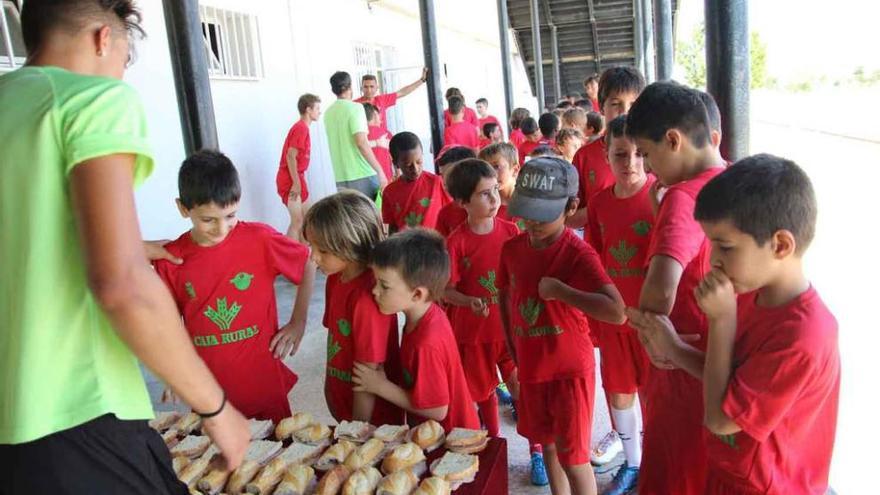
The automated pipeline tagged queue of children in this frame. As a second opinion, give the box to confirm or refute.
[164,66,840,495]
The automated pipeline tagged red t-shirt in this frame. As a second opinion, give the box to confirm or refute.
[443,121,479,150]
[705,287,839,494]
[368,124,393,180]
[447,219,520,345]
[478,115,501,139]
[381,172,451,231]
[354,93,398,133]
[497,203,525,230]
[435,202,468,237]
[323,270,404,426]
[572,138,614,208]
[517,137,554,166]
[590,98,600,112]
[444,107,479,128]
[497,229,612,383]
[509,128,526,149]
[276,119,311,202]
[587,176,657,311]
[154,222,308,422]
[478,137,493,150]
[647,166,725,349]
[400,304,481,432]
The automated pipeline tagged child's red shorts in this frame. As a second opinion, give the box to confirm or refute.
[276,169,309,204]
[598,326,651,394]
[458,341,515,401]
[516,375,594,466]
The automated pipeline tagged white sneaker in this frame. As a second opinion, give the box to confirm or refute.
[590,430,622,465]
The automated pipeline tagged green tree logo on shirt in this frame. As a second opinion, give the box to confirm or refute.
[402,368,414,387]
[337,319,352,337]
[516,219,526,230]
[230,272,254,291]
[418,197,430,208]
[478,271,499,296]
[715,432,738,450]
[632,220,652,237]
[588,169,596,185]
[204,297,242,331]
[519,298,544,327]
[610,239,637,267]
[327,334,342,361]
[185,281,196,300]
[405,212,424,227]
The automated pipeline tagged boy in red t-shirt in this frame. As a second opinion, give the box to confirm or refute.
[277,93,321,240]
[509,107,531,149]
[500,156,626,495]
[479,122,503,150]
[382,132,451,233]
[434,146,477,237]
[364,103,394,181]
[156,150,316,423]
[585,116,655,494]
[621,82,727,495]
[555,128,584,164]
[567,67,645,230]
[476,97,502,137]
[444,95,479,151]
[353,229,480,432]
[443,87,479,128]
[304,191,404,426]
[629,155,839,494]
[479,143,522,228]
[518,114,558,165]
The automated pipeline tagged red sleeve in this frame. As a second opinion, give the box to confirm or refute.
[264,227,309,284]
[722,331,816,442]
[647,188,705,268]
[443,110,451,128]
[586,194,603,253]
[566,239,612,293]
[322,276,333,329]
[291,122,308,150]
[153,260,181,307]
[381,182,397,225]
[377,93,398,108]
[496,241,512,290]
[443,126,453,146]
[408,346,450,409]
[351,293,392,364]
[466,108,479,127]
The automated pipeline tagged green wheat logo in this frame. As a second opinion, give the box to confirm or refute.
[519,298,543,326]
[405,212,424,227]
[337,319,352,337]
[203,297,242,331]
[716,433,738,450]
[632,220,651,237]
[478,270,499,296]
[185,281,196,299]
[327,334,342,361]
[230,272,254,290]
[610,239,637,266]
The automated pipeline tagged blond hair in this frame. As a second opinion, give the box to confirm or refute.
[556,127,585,145]
[561,107,587,130]
[303,191,383,264]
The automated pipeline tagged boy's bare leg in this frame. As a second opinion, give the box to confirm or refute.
[543,443,572,495]
[286,195,304,241]
[563,463,598,495]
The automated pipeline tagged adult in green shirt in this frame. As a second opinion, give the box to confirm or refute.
[323,71,389,199]
[0,1,249,491]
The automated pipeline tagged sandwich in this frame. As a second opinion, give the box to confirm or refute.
[314,465,352,495]
[173,412,202,436]
[409,420,445,452]
[412,477,451,495]
[224,441,283,493]
[380,442,426,475]
[226,460,262,494]
[293,423,332,445]
[270,464,316,495]
[195,468,230,495]
[275,441,328,467]
[162,429,181,449]
[342,438,385,471]
[171,435,212,458]
[171,456,190,476]
[178,455,213,488]
[443,427,489,454]
[275,412,315,441]
[248,419,275,441]
[243,439,284,466]
[371,424,409,445]
[333,420,376,443]
[340,466,382,495]
[149,411,182,431]
[429,451,479,490]
[375,467,421,495]
[314,440,358,471]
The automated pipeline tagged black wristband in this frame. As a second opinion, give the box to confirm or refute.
[196,392,226,419]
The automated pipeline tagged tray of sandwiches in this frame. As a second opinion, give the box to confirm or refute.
[150,410,506,495]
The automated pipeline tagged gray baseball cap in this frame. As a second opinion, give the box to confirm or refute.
[509,156,580,223]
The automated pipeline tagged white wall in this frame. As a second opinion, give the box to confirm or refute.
[126,0,537,239]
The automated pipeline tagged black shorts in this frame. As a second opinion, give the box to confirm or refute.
[0,414,188,495]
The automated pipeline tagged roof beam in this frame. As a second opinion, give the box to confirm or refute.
[585,0,602,73]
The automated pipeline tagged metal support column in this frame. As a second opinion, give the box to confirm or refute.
[529,0,545,111]
[550,26,561,104]
[641,0,656,83]
[706,0,749,161]
[497,0,515,133]
[162,0,218,154]
[653,0,673,81]
[418,0,445,163]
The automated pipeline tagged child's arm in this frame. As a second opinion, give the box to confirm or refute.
[639,255,684,315]
[443,285,489,317]
[270,260,316,358]
[499,289,517,364]
[352,363,448,421]
[626,309,704,377]
[565,207,589,229]
[351,363,380,422]
[539,278,626,324]
[286,147,301,199]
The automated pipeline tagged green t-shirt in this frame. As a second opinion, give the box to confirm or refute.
[323,98,376,182]
[0,66,155,444]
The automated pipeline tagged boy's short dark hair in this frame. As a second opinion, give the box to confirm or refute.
[330,71,352,96]
[566,92,581,100]
[363,102,379,122]
[574,99,592,110]
[556,128,584,146]
[371,228,450,300]
[604,114,627,147]
[510,108,531,130]
[538,113,559,138]
[448,96,465,116]
[389,132,422,163]
[479,142,518,168]
[437,146,477,171]
[530,145,561,158]
[475,97,488,106]
[178,150,241,209]
[598,66,646,108]
[626,81,712,148]
[445,87,463,100]
[362,74,377,82]
[445,159,497,202]
[482,122,499,138]
[520,117,539,136]
[695,89,722,133]
[586,111,604,134]
[584,74,599,86]
[555,101,573,109]
[695,154,817,253]
[22,0,144,54]
[298,93,321,115]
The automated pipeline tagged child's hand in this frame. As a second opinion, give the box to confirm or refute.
[144,240,182,264]
[469,297,489,317]
[538,277,564,301]
[649,181,666,217]
[270,321,305,359]
[695,268,737,323]
[352,362,387,395]
[161,387,180,404]
[626,307,700,369]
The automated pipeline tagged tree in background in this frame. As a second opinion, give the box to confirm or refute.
[677,24,771,89]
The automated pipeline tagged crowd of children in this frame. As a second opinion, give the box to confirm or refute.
[162,66,840,495]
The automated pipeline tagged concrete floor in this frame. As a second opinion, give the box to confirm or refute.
[145,274,623,494]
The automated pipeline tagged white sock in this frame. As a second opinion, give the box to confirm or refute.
[611,404,642,468]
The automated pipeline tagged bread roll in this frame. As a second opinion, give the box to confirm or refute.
[430,451,479,485]
[178,455,212,488]
[249,419,275,441]
[150,411,182,431]
[243,455,288,494]
[375,468,420,495]
[372,424,409,444]
[275,412,315,440]
[334,420,376,443]
[162,429,181,449]
[315,440,358,471]
[172,456,191,476]
[412,477,451,495]
[410,420,444,451]
[314,465,352,495]
[271,464,315,495]
[171,435,212,458]
[443,427,488,449]
[381,442,426,474]
[196,468,231,495]
[226,459,261,493]
[340,466,382,495]
[174,412,202,435]
[293,423,331,445]
[342,438,385,470]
